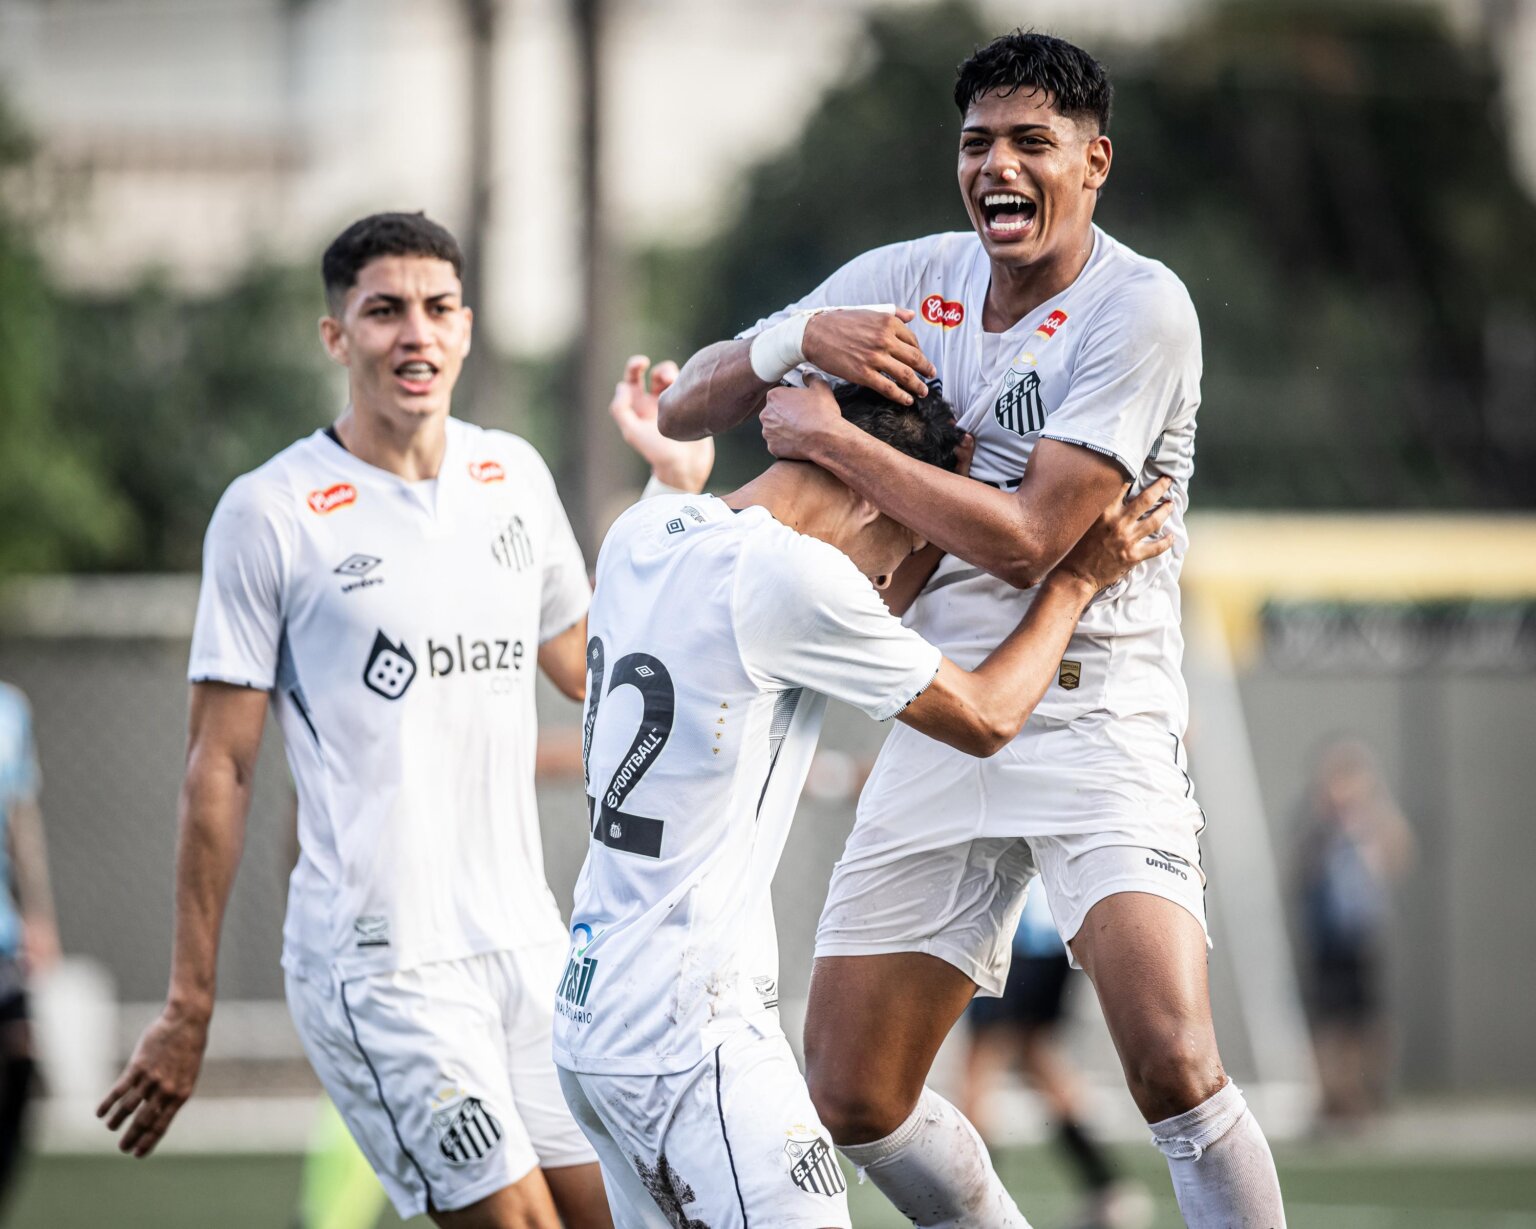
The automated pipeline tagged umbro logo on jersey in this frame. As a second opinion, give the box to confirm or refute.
[786,1134,846,1196]
[666,518,685,535]
[307,483,357,514]
[364,632,417,700]
[468,459,505,483]
[920,294,965,329]
[431,1094,503,1167]
[352,915,390,948]
[995,369,1047,436]
[753,975,780,1009]
[1145,849,1192,880]
[334,554,385,593]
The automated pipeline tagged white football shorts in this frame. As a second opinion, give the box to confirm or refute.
[285,943,596,1218]
[816,710,1209,994]
[558,1030,852,1229]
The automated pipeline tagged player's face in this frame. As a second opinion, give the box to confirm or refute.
[849,514,926,590]
[957,88,1110,268]
[321,255,472,427]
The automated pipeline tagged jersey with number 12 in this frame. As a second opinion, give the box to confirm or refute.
[553,495,941,1076]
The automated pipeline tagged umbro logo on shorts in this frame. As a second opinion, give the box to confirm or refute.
[431,1095,503,1166]
[785,1133,845,1196]
[1145,849,1192,880]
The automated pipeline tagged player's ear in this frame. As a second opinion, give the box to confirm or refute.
[461,306,474,358]
[1085,133,1111,191]
[851,494,882,529]
[319,316,349,366]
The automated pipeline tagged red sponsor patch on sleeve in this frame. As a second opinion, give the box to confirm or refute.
[307,483,357,514]
[468,460,506,483]
[920,294,966,329]
[1033,309,1068,340]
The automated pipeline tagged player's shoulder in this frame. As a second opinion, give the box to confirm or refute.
[1089,228,1199,341]
[213,431,333,528]
[850,231,977,276]
[735,513,871,606]
[448,417,553,480]
[0,681,30,724]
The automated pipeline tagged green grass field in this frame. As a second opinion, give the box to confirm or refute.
[11,1144,1536,1228]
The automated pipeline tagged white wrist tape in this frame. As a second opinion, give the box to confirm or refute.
[748,303,899,385]
[641,473,686,500]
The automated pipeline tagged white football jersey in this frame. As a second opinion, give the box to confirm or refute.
[744,226,1201,728]
[552,496,941,1075]
[189,417,590,978]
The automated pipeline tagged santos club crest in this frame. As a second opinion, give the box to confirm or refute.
[432,1094,503,1166]
[785,1133,846,1196]
[994,369,1046,436]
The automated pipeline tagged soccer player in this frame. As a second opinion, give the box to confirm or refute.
[555,372,1172,1229]
[0,680,60,1211]
[656,30,1287,1229]
[96,212,706,1229]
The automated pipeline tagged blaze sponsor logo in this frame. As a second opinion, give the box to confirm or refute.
[920,294,965,329]
[307,483,357,514]
[786,1132,846,1196]
[468,459,505,483]
[427,635,525,678]
[363,632,416,699]
[1033,309,1068,340]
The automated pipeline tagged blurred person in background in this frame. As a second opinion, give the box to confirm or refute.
[0,679,61,1212]
[960,879,1150,1229]
[96,212,710,1229]
[1296,738,1416,1130]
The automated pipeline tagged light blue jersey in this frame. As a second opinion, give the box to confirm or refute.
[0,684,40,957]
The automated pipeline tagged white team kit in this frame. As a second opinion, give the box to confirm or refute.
[744,225,1210,990]
[554,494,942,1228]
[188,416,596,1216]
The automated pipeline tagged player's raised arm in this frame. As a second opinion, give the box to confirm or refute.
[898,479,1173,756]
[98,682,268,1156]
[763,379,1127,589]
[657,306,936,441]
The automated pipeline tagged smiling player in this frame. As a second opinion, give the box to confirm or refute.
[657,31,1287,1229]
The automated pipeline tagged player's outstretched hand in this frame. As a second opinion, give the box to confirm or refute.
[611,355,714,493]
[1054,477,1176,594]
[97,1006,209,1157]
[761,376,844,463]
[802,307,936,405]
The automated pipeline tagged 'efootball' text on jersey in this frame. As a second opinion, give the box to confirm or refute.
[188,418,590,977]
[552,496,941,1075]
[743,226,1201,729]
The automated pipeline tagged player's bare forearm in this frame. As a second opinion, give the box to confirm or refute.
[881,543,946,617]
[657,340,771,441]
[811,424,1054,587]
[539,617,589,702]
[7,797,57,935]
[900,572,1094,756]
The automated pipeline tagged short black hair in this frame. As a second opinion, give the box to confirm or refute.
[834,382,963,472]
[954,30,1112,134]
[321,211,464,314]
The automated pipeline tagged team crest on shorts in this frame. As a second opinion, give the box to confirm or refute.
[430,1090,503,1166]
[785,1132,846,1196]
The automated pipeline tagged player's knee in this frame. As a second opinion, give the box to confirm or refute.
[1125,1040,1225,1122]
[806,1067,915,1146]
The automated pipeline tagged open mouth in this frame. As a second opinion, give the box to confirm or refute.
[394,360,439,392]
[980,192,1037,237]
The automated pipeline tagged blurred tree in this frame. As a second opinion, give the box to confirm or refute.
[636,0,1536,508]
[0,97,132,576]
[55,266,340,571]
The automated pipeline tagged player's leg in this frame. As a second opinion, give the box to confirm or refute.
[495,944,609,1227]
[1068,888,1285,1228]
[808,834,1038,1228]
[553,1067,671,1229]
[0,974,36,1214]
[285,958,560,1227]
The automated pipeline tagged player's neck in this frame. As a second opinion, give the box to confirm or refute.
[981,231,1095,332]
[334,404,449,482]
[724,462,845,542]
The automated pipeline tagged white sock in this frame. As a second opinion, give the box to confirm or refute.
[837,1087,1031,1228]
[1149,1080,1287,1228]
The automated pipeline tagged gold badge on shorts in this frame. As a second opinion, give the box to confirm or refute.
[1058,660,1081,691]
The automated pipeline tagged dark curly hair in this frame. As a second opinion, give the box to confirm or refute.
[834,381,963,472]
[321,212,464,314]
[954,30,1112,134]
